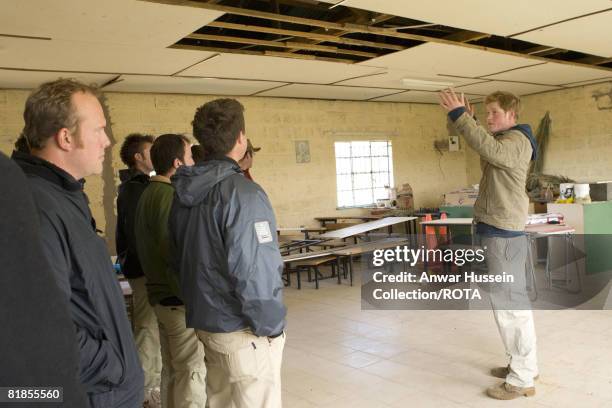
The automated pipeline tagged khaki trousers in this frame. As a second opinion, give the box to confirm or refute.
[154,305,207,408]
[127,277,162,390]
[196,329,285,408]
[482,235,538,388]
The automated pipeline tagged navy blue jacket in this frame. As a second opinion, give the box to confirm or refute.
[13,151,143,408]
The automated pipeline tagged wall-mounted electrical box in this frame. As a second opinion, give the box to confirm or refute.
[449,136,459,151]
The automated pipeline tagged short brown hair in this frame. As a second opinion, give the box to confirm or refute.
[22,78,101,149]
[150,134,190,175]
[191,144,207,163]
[120,133,154,167]
[192,98,245,156]
[485,91,521,118]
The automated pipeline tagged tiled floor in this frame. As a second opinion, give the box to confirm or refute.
[281,262,612,408]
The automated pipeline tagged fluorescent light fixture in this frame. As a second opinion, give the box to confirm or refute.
[329,0,349,9]
[400,77,455,89]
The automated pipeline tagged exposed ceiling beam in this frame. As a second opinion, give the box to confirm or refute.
[443,30,490,43]
[186,33,378,57]
[139,0,612,73]
[207,21,404,50]
[171,43,357,63]
[575,56,612,65]
[284,7,374,53]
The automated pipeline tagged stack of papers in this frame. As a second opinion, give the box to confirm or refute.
[526,213,565,225]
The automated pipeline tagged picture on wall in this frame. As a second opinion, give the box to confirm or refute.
[295,140,311,163]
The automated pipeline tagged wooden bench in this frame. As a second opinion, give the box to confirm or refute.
[290,255,339,289]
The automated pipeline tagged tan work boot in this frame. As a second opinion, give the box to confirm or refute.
[491,365,539,381]
[487,382,535,400]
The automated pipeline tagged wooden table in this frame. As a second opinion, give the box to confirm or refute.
[282,237,409,288]
[319,216,417,240]
[277,226,327,240]
[315,215,381,227]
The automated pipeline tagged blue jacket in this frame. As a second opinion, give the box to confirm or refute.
[169,156,286,337]
[13,151,144,408]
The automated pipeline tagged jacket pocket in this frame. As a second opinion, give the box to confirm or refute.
[207,332,272,383]
[89,389,115,408]
[104,336,127,386]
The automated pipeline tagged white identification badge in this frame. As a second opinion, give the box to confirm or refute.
[254,221,273,244]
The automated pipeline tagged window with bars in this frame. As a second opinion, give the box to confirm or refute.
[334,140,394,208]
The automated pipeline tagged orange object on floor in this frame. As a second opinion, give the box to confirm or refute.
[424,213,438,250]
[438,212,449,244]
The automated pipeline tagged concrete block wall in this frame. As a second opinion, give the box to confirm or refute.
[465,81,612,186]
[1,90,468,252]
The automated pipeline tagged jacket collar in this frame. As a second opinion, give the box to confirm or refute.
[150,175,171,184]
[12,150,84,192]
[119,168,149,183]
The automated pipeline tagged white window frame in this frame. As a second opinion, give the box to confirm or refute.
[334,140,394,209]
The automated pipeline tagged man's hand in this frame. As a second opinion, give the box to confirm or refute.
[438,88,467,112]
[465,98,475,117]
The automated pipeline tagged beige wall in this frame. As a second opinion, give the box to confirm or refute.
[1,90,468,252]
[466,81,612,186]
[3,82,610,252]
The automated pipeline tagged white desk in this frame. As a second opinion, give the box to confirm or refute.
[319,216,417,239]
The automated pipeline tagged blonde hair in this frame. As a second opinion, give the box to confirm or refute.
[485,91,520,119]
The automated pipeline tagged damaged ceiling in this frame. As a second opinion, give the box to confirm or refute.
[0,0,611,103]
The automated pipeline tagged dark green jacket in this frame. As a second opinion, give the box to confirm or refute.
[135,176,181,305]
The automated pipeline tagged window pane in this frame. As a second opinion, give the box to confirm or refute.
[354,189,373,206]
[336,174,352,191]
[373,172,390,188]
[353,173,371,189]
[351,141,370,157]
[370,141,389,156]
[335,158,352,174]
[337,190,353,207]
[373,188,388,201]
[335,142,351,158]
[335,139,394,208]
[352,157,371,173]
[372,157,389,172]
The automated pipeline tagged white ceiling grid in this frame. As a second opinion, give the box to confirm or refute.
[257,84,399,100]
[372,90,483,104]
[483,63,612,86]
[454,81,561,96]
[179,53,385,84]
[0,69,117,89]
[514,10,612,58]
[359,43,543,78]
[0,37,215,76]
[335,70,484,90]
[104,75,287,95]
[320,0,611,37]
[0,0,610,102]
[0,0,224,47]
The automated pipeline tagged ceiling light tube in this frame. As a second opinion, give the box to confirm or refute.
[400,77,455,89]
[329,0,349,9]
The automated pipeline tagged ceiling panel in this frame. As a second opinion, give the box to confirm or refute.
[360,43,542,78]
[455,80,561,96]
[335,70,483,90]
[321,0,611,37]
[104,75,286,96]
[0,0,223,47]
[372,90,483,104]
[0,37,214,75]
[257,84,399,100]
[484,62,612,86]
[514,11,612,58]
[179,53,385,84]
[562,77,612,87]
[0,69,117,89]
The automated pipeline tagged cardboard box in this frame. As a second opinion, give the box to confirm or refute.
[443,189,479,206]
